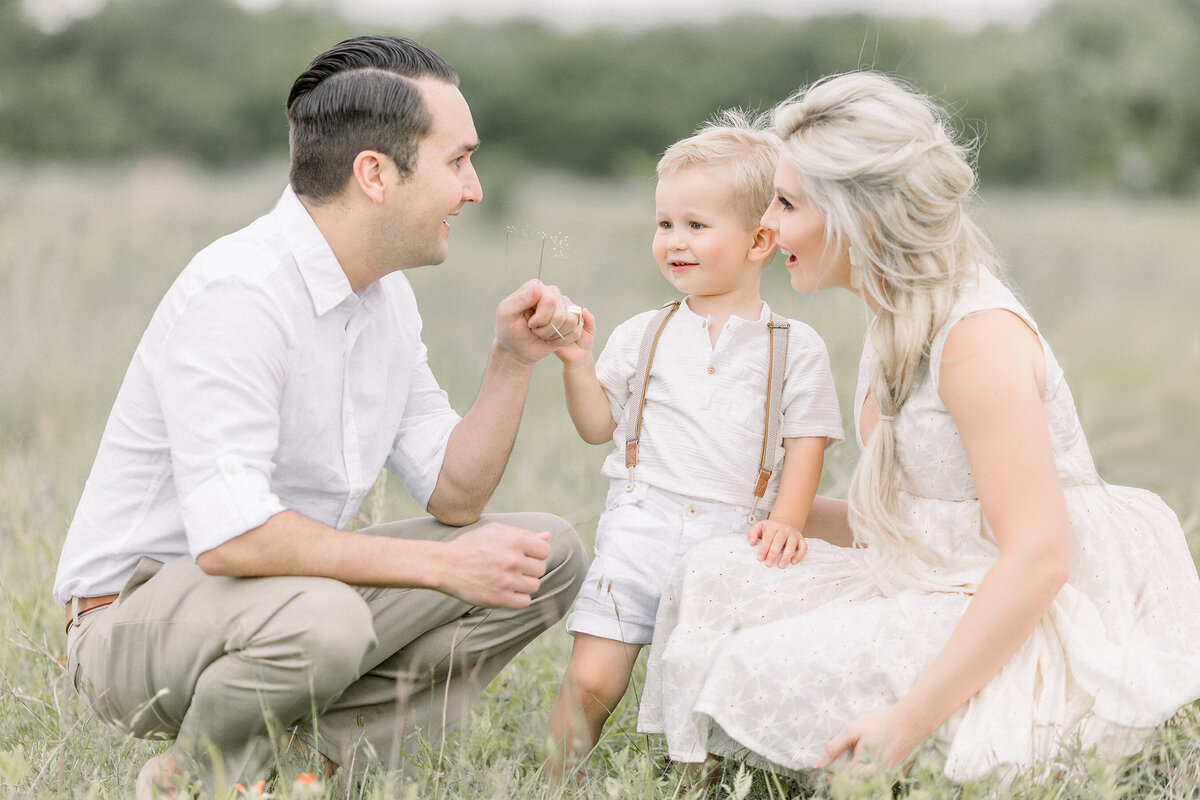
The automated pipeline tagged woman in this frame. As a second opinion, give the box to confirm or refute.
[636,72,1200,780]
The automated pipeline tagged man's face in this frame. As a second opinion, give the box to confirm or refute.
[381,78,482,269]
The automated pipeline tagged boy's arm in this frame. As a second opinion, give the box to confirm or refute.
[556,308,618,444]
[747,436,827,567]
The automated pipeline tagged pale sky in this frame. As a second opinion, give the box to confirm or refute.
[25,0,1054,33]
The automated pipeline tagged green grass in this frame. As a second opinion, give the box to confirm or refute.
[1,160,1198,798]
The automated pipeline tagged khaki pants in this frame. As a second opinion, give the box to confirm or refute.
[66,512,585,794]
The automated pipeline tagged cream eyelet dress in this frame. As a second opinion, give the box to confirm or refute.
[637,266,1200,780]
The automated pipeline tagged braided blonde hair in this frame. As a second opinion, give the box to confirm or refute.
[773,72,1000,569]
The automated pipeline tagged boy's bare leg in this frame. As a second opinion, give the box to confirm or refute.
[546,633,643,779]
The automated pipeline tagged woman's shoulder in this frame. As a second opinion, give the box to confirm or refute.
[931,266,1048,385]
[949,267,1036,329]
[936,268,1038,346]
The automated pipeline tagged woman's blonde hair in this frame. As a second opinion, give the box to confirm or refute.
[657,109,781,228]
[773,72,1000,570]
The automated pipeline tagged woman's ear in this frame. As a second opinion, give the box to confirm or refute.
[350,150,391,205]
[748,225,777,265]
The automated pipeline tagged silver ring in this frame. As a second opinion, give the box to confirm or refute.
[549,321,565,341]
[567,303,583,324]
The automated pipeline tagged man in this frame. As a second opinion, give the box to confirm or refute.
[54,35,586,798]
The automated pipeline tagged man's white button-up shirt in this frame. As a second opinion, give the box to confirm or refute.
[54,187,462,606]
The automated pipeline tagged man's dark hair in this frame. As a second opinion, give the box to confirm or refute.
[286,36,460,202]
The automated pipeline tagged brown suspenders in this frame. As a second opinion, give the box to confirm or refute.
[623,301,790,521]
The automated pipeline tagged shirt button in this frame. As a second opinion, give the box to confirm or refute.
[685,505,700,518]
[706,365,716,375]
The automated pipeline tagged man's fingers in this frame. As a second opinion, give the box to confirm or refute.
[521,554,547,578]
[520,530,552,560]
[498,278,544,318]
[526,285,585,340]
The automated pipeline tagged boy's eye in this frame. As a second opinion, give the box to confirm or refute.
[689,221,705,230]
[658,221,672,230]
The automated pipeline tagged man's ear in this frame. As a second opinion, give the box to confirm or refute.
[748,225,777,265]
[350,150,391,205]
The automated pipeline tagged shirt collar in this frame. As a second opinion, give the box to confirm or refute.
[678,298,772,327]
[276,186,356,317]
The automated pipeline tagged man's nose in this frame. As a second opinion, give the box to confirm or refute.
[462,164,482,203]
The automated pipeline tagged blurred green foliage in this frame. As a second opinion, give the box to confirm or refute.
[3,0,1198,193]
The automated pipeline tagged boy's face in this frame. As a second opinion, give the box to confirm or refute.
[653,167,764,304]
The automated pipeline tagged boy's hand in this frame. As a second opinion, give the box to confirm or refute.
[554,306,596,364]
[747,519,808,568]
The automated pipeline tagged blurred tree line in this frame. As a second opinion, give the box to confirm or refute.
[2,0,1198,193]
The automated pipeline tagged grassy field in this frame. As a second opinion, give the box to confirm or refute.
[1,160,1198,799]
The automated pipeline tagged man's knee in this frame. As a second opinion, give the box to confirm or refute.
[276,581,376,694]
[535,515,585,585]
[535,515,587,608]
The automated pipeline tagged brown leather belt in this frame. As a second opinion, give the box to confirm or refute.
[65,594,119,632]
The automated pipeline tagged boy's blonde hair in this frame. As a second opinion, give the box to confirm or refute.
[656,109,781,228]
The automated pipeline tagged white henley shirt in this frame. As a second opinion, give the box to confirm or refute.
[595,299,844,509]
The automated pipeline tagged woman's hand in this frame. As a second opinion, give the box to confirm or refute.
[814,704,925,771]
[746,519,807,568]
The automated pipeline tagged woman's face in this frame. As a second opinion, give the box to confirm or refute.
[761,159,852,294]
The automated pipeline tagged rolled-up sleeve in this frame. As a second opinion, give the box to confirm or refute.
[385,337,461,511]
[154,277,290,556]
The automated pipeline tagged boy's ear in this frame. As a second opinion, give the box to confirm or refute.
[747,225,777,265]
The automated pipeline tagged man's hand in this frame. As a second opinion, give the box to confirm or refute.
[747,519,808,568]
[495,279,582,364]
[437,522,552,608]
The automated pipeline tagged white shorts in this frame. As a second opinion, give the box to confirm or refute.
[566,479,756,644]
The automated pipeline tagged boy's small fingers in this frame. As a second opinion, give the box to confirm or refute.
[793,538,809,563]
